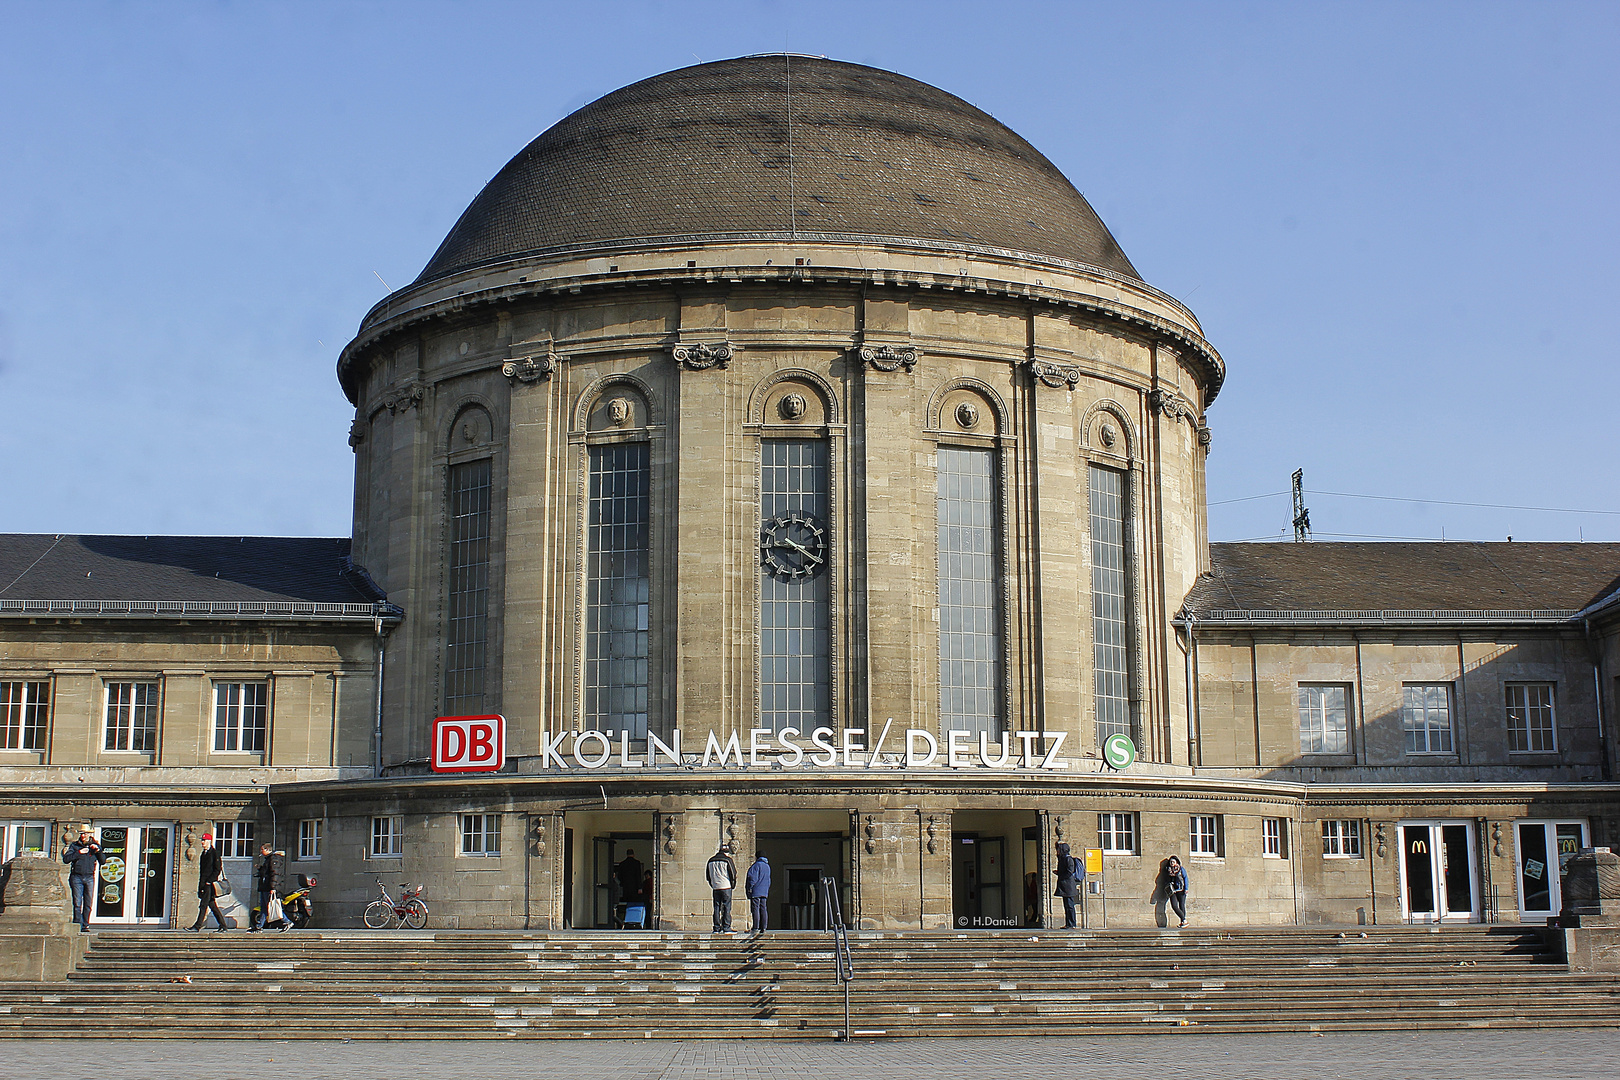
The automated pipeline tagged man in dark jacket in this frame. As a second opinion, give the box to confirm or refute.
[744,853,771,933]
[615,848,644,905]
[186,832,228,932]
[1053,842,1080,929]
[251,843,284,932]
[61,829,106,931]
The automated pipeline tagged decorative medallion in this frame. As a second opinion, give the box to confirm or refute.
[858,344,918,373]
[1026,358,1080,389]
[382,380,425,414]
[671,341,733,370]
[779,393,807,421]
[502,352,556,384]
[1099,423,1116,448]
[954,401,980,429]
[606,397,632,426]
[760,513,827,580]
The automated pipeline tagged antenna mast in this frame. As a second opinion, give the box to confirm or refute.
[1291,469,1312,542]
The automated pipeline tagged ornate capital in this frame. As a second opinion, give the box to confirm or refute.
[502,351,556,384]
[382,380,424,414]
[1150,386,1195,423]
[1197,423,1213,452]
[671,341,733,370]
[1026,358,1080,389]
[347,419,367,449]
[858,344,918,373]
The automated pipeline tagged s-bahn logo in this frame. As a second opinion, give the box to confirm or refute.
[432,715,506,773]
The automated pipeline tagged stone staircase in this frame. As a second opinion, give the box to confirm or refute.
[0,926,1616,1038]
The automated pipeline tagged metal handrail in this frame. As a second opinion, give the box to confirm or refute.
[820,875,854,1041]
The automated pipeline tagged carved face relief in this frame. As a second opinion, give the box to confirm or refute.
[779,393,808,421]
[607,397,632,426]
[955,401,980,429]
[1100,424,1116,448]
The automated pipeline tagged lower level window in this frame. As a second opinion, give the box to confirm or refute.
[461,813,501,856]
[371,816,403,857]
[1189,815,1223,857]
[1322,819,1362,858]
[1262,817,1288,859]
[297,819,322,860]
[0,681,50,751]
[214,821,255,859]
[3,821,48,860]
[1098,813,1137,854]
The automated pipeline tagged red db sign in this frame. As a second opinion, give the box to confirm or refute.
[431,715,506,773]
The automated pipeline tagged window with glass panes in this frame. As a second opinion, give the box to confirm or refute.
[4,822,48,859]
[1505,683,1556,753]
[759,440,830,733]
[297,819,322,860]
[461,813,501,856]
[1089,465,1130,744]
[937,446,1002,739]
[213,682,268,752]
[104,681,159,752]
[584,442,651,739]
[0,681,50,751]
[371,816,403,857]
[1322,819,1362,857]
[1098,813,1136,854]
[1263,818,1288,859]
[1190,815,1222,856]
[1297,684,1349,755]
[215,821,255,859]
[1402,683,1454,754]
[445,458,492,715]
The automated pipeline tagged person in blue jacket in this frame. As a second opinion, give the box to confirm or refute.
[745,853,772,933]
[1164,855,1189,928]
[61,829,106,931]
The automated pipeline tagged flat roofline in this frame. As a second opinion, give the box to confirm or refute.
[0,598,401,622]
[1177,609,1576,628]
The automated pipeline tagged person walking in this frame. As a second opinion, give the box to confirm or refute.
[745,853,772,933]
[705,846,736,933]
[1053,841,1080,929]
[250,843,286,932]
[61,829,106,932]
[186,832,228,932]
[1165,854,1189,928]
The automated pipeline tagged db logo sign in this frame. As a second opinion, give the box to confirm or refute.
[431,715,506,773]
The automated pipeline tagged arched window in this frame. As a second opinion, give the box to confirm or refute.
[759,438,830,732]
[445,457,492,715]
[1088,463,1130,744]
[584,441,651,739]
[937,445,1003,738]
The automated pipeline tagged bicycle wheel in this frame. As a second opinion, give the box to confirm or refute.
[363,900,393,929]
[401,898,428,930]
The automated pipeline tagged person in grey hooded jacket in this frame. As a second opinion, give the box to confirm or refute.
[745,854,772,933]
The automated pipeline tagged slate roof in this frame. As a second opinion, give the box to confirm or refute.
[0,535,392,619]
[415,55,1140,286]
[1182,542,1620,624]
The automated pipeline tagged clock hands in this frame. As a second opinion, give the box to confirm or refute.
[772,535,824,565]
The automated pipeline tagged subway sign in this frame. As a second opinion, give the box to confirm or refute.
[431,715,506,773]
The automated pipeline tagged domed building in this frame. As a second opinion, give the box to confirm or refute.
[3,56,1617,934]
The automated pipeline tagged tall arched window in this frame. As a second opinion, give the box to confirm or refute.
[759,439,830,732]
[445,457,492,715]
[584,441,651,739]
[1089,463,1131,743]
[937,445,1003,738]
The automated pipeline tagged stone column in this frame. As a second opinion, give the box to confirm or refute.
[0,855,86,980]
[917,809,952,929]
[849,809,923,930]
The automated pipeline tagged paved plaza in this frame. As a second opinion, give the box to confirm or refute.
[11,1030,1618,1080]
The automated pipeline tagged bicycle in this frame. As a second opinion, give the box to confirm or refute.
[363,877,428,929]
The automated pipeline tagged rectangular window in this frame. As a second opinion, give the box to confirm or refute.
[4,822,49,859]
[1089,465,1130,745]
[212,682,268,753]
[1190,815,1223,857]
[584,443,651,740]
[1403,683,1454,754]
[104,681,160,752]
[1097,812,1137,855]
[1506,683,1556,753]
[460,813,501,856]
[937,446,1003,739]
[1298,684,1350,755]
[759,439,831,733]
[1322,819,1363,858]
[297,819,322,861]
[371,816,403,857]
[0,681,50,751]
[214,821,255,859]
[445,457,493,716]
[1263,817,1288,859]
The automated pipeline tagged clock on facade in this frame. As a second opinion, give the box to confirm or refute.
[759,514,827,580]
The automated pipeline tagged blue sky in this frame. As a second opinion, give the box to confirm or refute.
[2,1,1616,543]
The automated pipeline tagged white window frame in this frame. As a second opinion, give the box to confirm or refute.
[104,680,161,753]
[0,680,51,751]
[1097,812,1137,855]
[212,681,269,753]
[1322,819,1363,858]
[371,816,403,858]
[297,819,322,861]
[4,821,50,860]
[460,813,501,857]
[1402,682,1455,755]
[1505,682,1557,754]
[214,821,255,859]
[1263,817,1288,859]
[1298,684,1350,755]
[1189,815,1223,858]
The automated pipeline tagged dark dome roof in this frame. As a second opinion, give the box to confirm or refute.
[415,56,1140,285]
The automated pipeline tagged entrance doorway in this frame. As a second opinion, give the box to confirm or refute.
[1398,821,1478,923]
[563,810,655,929]
[91,823,172,926]
[591,833,654,928]
[1515,819,1587,923]
[754,810,854,931]
[951,810,1036,929]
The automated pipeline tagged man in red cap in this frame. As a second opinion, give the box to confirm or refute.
[184,831,228,932]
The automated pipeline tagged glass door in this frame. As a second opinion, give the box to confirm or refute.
[1399,821,1478,923]
[1515,820,1587,922]
[92,823,172,926]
